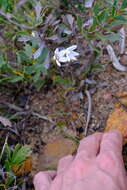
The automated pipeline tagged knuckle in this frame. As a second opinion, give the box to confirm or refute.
[103,150,116,160]
[34,171,43,178]
[34,171,47,181]
[59,155,72,165]
[105,130,122,141]
[33,172,42,183]
[72,158,87,170]
[99,151,117,167]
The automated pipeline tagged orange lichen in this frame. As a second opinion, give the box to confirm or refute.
[105,107,127,144]
[12,157,32,176]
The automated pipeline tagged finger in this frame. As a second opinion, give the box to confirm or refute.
[57,155,74,175]
[99,130,123,155]
[33,171,56,190]
[97,131,125,176]
[76,133,103,158]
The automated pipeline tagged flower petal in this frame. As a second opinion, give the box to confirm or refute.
[67,45,77,51]
[54,45,79,65]
[58,49,67,57]
[56,59,61,67]
[66,54,71,62]
[71,51,79,57]
[69,54,77,61]
[54,48,60,56]
[59,56,68,62]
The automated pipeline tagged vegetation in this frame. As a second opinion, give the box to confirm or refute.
[0,0,127,89]
[0,137,31,190]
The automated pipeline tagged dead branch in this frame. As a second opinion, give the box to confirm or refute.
[84,90,92,136]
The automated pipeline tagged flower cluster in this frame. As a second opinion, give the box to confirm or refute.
[53,45,79,67]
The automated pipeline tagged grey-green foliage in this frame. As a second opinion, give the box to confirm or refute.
[0,0,127,89]
[77,0,127,43]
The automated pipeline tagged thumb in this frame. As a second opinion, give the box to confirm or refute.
[34,171,56,190]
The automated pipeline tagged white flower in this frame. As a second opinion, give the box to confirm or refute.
[53,45,79,67]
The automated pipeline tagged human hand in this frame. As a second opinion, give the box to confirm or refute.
[34,130,127,190]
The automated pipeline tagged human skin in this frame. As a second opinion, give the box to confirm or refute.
[34,130,127,190]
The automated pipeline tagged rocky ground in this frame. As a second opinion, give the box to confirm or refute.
[1,61,127,187]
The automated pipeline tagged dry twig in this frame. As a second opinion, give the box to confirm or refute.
[0,102,55,124]
[84,90,92,136]
[32,112,55,124]
[0,102,23,112]
[0,134,9,161]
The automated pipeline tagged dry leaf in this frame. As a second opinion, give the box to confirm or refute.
[106,44,127,71]
[0,116,12,127]
[105,106,127,144]
[12,157,32,176]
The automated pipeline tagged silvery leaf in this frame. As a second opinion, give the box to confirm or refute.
[83,18,93,27]
[0,116,12,127]
[85,0,95,8]
[119,27,125,54]
[46,35,59,41]
[35,2,42,20]
[18,35,34,42]
[107,44,127,71]
[66,14,74,28]
[33,44,45,59]
[85,78,97,84]
[44,52,50,69]
[45,14,55,25]
[17,0,28,8]
[6,13,13,19]
[63,29,72,35]
[52,20,60,26]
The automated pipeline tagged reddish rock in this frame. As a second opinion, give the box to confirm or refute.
[38,138,77,170]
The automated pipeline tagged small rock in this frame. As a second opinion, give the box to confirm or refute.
[103,93,112,102]
[116,91,127,97]
[38,138,77,170]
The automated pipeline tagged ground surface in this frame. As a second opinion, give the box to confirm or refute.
[0,57,127,188]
